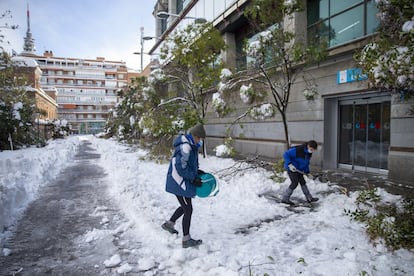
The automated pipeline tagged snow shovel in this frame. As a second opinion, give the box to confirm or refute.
[294,168,322,181]
[196,172,219,198]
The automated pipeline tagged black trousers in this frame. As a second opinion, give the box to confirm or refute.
[287,171,312,200]
[170,196,193,236]
[288,171,306,190]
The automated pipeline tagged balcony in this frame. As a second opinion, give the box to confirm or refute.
[41,82,113,88]
[58,109,108,115]
[37,61,121,71]
[57,100,116,105]
[61,117,107,123]
[42,73,108,80]
[57,91,116,96]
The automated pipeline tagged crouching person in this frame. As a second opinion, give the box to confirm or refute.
[282,140,319,205]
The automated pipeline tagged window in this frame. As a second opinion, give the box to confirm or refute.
[176,0,191,14]
[307,0,379,48]
[235,24,253,71]
[235,37,246,70]
[160,18,168,34]
[177,0,184,14]
[235,23,279,71]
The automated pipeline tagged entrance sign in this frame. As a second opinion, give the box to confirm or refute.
[337,68,368,84]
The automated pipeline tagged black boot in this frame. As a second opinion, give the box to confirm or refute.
[161,221,178,234]
[282,188,295,205]
[307,197,319,203]
[301,185,318,203]
[282,199,295,205]
[182,238,202,248]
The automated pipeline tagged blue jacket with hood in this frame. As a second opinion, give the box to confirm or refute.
[165,134,199,197]
[283,143,312,174]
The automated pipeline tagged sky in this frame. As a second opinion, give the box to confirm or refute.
[1,0,156,71]
[1,135,413,275]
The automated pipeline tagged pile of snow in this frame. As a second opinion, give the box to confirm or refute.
[0,136,79,244]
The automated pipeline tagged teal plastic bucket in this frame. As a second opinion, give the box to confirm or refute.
[196,173,219,198]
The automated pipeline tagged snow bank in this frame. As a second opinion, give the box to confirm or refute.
[0,136,80,244]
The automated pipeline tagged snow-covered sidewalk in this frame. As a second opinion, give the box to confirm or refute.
[1,135,413,275]
[94,137,413,275]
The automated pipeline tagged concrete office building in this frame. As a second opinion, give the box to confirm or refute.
[150,0,414,184]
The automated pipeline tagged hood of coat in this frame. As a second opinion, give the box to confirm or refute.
[173,134,196,149]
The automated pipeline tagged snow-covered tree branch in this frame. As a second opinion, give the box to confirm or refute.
[356,0,414,97]
[211,0,327,149]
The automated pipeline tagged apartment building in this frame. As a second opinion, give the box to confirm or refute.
[20,51,128,134]
[150,0,414,184]
[19,5,128,134]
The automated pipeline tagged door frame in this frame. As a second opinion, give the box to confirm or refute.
[338,96,390,174]
[322,91,390,174]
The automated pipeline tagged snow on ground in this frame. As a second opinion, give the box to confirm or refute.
[0,136,79,244]
[1,135,413,275]
[93,136,413,276]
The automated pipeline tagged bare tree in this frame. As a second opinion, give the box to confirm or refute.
[0,10,18,50]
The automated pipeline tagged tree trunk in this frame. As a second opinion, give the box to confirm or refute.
[281,112,290,150]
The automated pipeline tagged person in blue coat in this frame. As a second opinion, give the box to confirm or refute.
[282,140,319,205]
[161,123,206,248]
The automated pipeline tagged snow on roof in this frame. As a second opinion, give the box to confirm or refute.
[12,56,39,68]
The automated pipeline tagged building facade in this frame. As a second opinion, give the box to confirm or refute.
[20,51,128,134]
[19,5,128,134]
[150,0,414,185]
[28,51,128,134]
[11,56,58,140]
[12,56,58,121]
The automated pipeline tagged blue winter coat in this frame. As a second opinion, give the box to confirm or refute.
[283,144,312,174]
[165,134,199,197]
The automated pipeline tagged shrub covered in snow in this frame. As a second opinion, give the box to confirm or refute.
[214,137,236,157]
[1,52,40,150]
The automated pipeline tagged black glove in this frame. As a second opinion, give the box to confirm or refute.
[197,169,205,175]
[192,176,202,187]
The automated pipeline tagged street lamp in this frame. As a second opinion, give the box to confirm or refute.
[156,11,207,24]
[134,27,157,72]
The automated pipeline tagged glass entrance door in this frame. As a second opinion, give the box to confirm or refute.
[339,98,390,172]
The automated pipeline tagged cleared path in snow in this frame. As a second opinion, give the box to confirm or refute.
[0,140,124,275]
